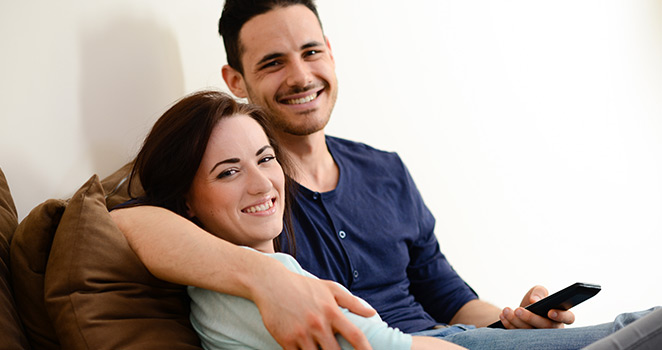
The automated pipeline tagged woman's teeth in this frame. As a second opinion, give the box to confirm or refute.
[244,200,274,213]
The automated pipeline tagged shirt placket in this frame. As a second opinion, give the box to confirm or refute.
[314,191,358,288]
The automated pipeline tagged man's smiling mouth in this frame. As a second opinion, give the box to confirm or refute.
[280,89,322,105]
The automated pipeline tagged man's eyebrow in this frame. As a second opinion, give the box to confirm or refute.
[256,52,283,67]
[255,41,325,67]
[210,158,239,174]
[301,41,324,50]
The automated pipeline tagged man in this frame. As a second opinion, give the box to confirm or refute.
[112,1,650,349]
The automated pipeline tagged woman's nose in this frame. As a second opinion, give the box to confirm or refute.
[247,167,273,194]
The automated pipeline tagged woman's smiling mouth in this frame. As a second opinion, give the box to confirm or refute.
[242,198,276,214]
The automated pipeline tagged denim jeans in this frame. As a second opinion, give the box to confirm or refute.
[411,308,658,350]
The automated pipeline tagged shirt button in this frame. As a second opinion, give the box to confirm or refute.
[312,192,320,200]
[353,270,359,279]
[338,230,346,239]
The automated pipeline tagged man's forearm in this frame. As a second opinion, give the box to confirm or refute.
[110,205,273,299]
[449,299,502,328]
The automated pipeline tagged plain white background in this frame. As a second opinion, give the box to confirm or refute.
[1,0,660,328]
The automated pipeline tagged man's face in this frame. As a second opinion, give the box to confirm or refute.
[233,5,338,137]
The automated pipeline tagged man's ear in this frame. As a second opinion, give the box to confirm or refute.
[222,64,248,98]
[325,36,335,64]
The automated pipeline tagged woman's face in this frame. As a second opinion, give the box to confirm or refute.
[186,114,285,253]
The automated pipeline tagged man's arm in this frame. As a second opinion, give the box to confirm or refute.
[110,205,374,350]
[449,299,502,327]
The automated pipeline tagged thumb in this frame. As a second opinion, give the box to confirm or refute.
[530,285,549,303]
[522,285,548,306]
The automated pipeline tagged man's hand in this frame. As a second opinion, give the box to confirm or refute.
[498,285,575,329]
[252,265,375,350]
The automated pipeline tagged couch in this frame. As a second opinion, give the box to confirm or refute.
[1,166,203,350]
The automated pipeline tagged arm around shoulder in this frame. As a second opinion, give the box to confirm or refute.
[110,205,375,350]
[110,205,265,296]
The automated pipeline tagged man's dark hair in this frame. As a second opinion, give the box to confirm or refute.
[219,0,323,74]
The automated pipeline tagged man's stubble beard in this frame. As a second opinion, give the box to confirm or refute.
[248,85,338,137]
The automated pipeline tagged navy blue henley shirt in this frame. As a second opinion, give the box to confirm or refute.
[281,136,478,333]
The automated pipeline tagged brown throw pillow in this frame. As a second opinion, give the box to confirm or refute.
[100,161,144,211]
[44,174,201,349]
[0,168,32,349]
[11,197,66,350]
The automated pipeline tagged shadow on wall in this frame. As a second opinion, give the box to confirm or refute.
[77,8,185,178]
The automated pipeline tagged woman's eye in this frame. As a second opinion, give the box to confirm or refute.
[217,169,238,179]
[259,155,276,164]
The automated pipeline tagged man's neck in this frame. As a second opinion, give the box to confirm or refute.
[277,130,339,193]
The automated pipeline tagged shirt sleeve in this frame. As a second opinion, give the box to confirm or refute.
[400,161,479,324]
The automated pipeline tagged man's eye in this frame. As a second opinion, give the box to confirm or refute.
[304,50,320,57]
[261,61,281,70]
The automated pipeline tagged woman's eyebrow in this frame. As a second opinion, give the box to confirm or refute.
[256,145,273,156]
[209,158,239,174]
[208,146,272,174]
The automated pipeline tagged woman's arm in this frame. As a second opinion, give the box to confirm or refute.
[110,205,375,350]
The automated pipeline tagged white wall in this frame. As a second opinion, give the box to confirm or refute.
[1,0,660,328]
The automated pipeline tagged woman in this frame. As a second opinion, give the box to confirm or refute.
[124,90,465,350]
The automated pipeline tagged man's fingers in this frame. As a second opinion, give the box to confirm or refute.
[502,307,533,329]
[304,310,341,350]
[549,309,575,326]
[327,281,376,318]
[331,310,373,350]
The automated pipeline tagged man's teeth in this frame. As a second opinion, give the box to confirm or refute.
[244,200,274,213]
[284,93,317,105]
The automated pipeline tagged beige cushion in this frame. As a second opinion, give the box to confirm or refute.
[44,174,201,349]
[0,168,31,349]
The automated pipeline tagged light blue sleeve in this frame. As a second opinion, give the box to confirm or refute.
[188,249,412,350]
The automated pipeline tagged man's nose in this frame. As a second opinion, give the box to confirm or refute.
[286,59,313,88]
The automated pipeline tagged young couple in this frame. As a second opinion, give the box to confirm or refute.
[111,0,659,349]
